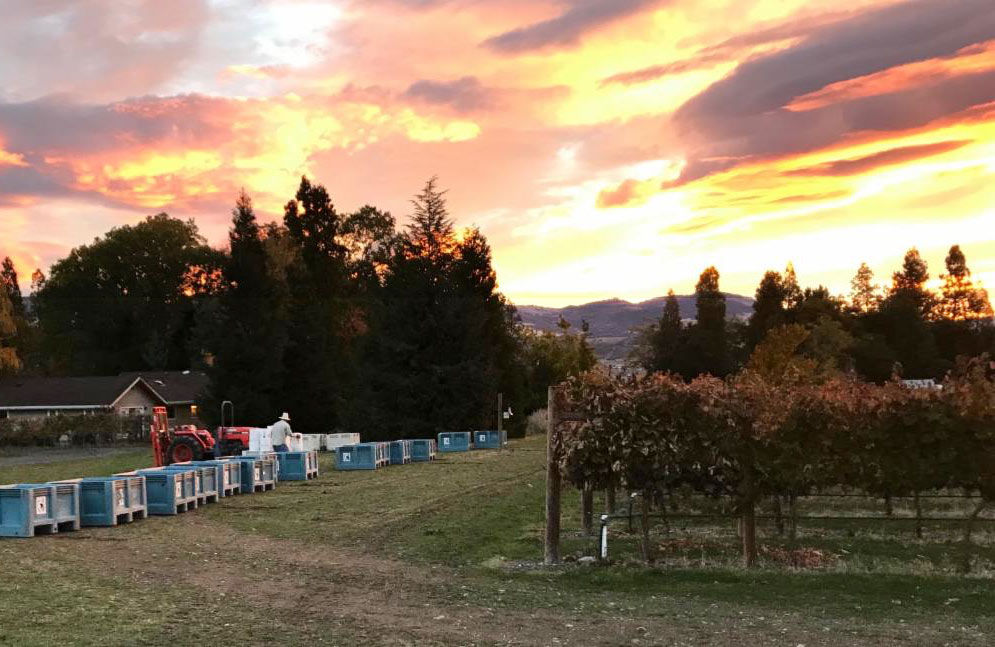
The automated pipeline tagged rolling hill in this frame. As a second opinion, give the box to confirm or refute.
[514,293,754,361]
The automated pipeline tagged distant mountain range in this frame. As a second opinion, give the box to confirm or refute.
[514,293,754,360]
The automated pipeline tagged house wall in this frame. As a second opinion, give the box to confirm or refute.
[114,385,161,415]
[169,404,202,426]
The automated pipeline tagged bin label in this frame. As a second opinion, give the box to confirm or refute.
[223,471,229,486]
[254,466,261,480]
[343,453,351,463]
[174,481,182,499]
[117,489,126,509]
[479,434,486,442]
[35,496,47,516]
[443,438,450,446]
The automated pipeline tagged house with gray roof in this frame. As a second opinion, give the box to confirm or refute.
[0,371,209,424]
[0,375,167,420]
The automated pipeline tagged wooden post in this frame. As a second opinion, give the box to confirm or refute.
[788,494,798,540]
[742,500,757,567]
[959,500,988,574]
[544,386,563,565]
[497,392,503,435]
[581,482,594,535]
[640,492,653,564]
[605,483,616,515]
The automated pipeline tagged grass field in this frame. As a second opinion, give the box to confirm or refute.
[2,437,994,646]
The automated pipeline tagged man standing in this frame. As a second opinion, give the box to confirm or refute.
[271,412,293,452]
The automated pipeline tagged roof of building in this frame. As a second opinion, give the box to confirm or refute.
[117,371,209,405]
[0,375,166,410]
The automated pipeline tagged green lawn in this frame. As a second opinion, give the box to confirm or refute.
[1,436,994,646]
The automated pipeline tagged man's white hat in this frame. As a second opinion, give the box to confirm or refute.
[280,412,291,422]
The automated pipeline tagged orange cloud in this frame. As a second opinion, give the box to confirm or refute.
[596,178,658,208]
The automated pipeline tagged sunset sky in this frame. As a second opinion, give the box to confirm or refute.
[1,0,993,306]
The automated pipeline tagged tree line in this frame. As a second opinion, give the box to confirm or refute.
[635,248,993,382]
[0,177,596,436]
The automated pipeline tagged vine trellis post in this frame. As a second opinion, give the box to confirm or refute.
[545,384,587,565]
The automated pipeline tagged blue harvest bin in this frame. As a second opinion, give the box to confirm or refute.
[0,483,80,537]
[437,432,471,452]
[473,430,507,450]
[277,452,309,481]
[60,476,147,527]
[241,451,281,481]
[335,444,378,470]
[410,439,437,462]
[183,460,241,497]
[135,469,198,515]
[233,456,276,493]
[389,440,412,465]
[159,465,218,505]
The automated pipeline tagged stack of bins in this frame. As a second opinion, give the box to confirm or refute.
[182,460,241,498]
[233,455,277,493]
[389,440,412,465]
[54,476,147,527]
[297,435,323,453]
[335,443,378,470]
[241,451,281,481]
[160,464,219,505]
[134,468,198,515]
[437,432,471,453]
[472,430,508,450]
[276,452,310,481]
[0,483,80,537]
[410,439,437,462]
[323,433,360,452]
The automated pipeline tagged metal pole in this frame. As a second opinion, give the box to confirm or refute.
[599,515,609,561]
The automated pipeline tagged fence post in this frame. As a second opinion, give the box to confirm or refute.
[544,385,563,565]
[582,482,594,535]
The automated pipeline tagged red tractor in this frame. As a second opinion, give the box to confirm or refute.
[150,401,253,466]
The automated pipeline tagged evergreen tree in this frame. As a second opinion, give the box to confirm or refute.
[863,249,942,379]
[408,175,455,256]
[647,290,683,372]
[281,177,352,434]
[890,248,935,318]
[849,262,880,314]
[201,191,289,427]
[782,262,803,310]
[939,245,993,321]
[747,270,786,349]
[676,266,729,378]
[361,178,522,438]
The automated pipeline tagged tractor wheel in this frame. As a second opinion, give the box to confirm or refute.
[167,436,204,464]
